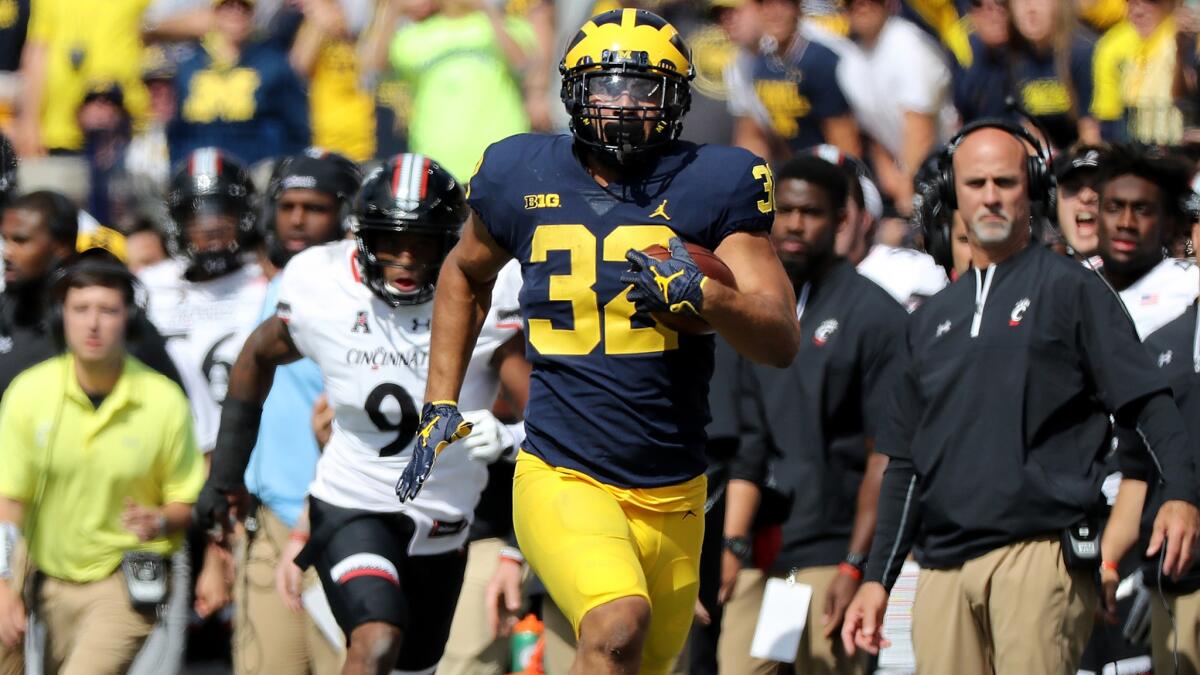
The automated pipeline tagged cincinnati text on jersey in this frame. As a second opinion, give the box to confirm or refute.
[345,347,429,369]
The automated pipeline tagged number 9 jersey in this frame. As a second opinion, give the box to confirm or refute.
[276,239,523,554]
[468,133,774,488]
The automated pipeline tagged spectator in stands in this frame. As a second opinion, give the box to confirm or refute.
[0,257,204,674]
[124,47,178,192]
[1054,144,1107,258]
[840,0,954,214]
[389,0,536,180]
[123,218,170,273]
[953,0,1011,124]
[1007,0,1098,150]
[0,0,29,137]
[167,0,310,165]
[730,0,860,162]
[289,0,376,162]
[1092,0,1183,144]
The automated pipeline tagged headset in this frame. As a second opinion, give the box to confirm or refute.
[934,118,1055,211]
[48,255,145,350]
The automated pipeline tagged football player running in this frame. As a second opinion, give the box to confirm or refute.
[401,9,800,675]
[197,154,528,675]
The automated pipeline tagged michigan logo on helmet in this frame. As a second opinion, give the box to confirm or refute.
[560,9,694,165]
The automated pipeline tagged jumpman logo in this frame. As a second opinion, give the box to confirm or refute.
[649,199,671,220]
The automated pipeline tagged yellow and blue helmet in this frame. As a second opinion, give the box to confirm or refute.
[560,9,694,164]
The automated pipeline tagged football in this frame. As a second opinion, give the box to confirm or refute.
[641,243,737,335]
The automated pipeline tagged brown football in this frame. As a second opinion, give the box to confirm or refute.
[641,243,737,335]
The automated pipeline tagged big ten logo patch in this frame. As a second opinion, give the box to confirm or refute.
[524,193,561,209]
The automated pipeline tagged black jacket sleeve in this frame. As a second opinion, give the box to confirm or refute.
[729,356,772,486]
[1115,391,1199,505]
[864,455,920,591]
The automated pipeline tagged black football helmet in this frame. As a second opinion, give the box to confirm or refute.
[262,147,362,268]
[0,133,17,209]
[560,8,694,165]
[353,153,466,306]
[166,148,256,280]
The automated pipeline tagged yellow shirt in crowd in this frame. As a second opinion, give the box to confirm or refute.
[0,355,204,583]
[1092,16,1182,145]
[309,36,375,162]
[27,0,150,151]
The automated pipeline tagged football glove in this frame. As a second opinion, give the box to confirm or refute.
[396,401,474,502]
[461,409,518,464]
[622,237,707,317]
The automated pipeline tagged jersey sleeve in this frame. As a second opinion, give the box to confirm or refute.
[466,139,523,255]
[274,249,318,358]
[706,151,776,244]
[0,376,34,502]
[488,259,524,335]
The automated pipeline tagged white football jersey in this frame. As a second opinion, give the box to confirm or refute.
[1119,258,1199,339]
[857,244,949,312]
[276,240,522,555]
[140,258,269,451]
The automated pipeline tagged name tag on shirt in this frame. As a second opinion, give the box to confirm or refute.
[750,578,812,662]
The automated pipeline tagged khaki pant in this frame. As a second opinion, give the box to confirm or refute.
[438,537,512,675]
[1151,587,1200,675]
[718,566,868,675]
[234,506,343,675]
[911,538,1096,675]
[40,571,156,675]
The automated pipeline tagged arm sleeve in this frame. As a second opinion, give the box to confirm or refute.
[1090,33,1124,121]
[0,383,33,502]
[1077,274,1168,412]
[860,305,908,439]
[1115,391,1198,505]
[466,142,519,254]
[875,331,923,461]
[864,456,920,591]
[160,390,206,504]
[729,357,772,485]
[1115,421,1153,481]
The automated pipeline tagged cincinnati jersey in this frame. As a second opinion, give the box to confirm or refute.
[140,259,269,451]
[1118,258,1199,339]
[276,240,522,554]
[468,133,774,488]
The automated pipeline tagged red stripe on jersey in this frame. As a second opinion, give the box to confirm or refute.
[496,322,522,330]
[338,568,399,585]
[419,157,430,198]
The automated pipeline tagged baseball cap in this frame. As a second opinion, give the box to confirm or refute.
[1053,146,1107,182]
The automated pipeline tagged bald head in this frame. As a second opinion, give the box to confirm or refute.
[952,127,1032,251]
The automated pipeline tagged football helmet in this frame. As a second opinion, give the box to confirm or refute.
[166,148,256,280]
[560,8,694,165]
[352,153,466,306]
[0,133,16,208]
[262,147,362,267]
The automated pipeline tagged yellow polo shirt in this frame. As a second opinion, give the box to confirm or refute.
[0,354,203,583]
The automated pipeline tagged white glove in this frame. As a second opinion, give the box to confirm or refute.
[460,409,517,464]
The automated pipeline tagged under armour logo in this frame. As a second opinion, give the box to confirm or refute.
[649,199,671,220]
[352,311,371,334]
[411,318,431,332]
[1159,350,1173,368]
[936,320,952,338]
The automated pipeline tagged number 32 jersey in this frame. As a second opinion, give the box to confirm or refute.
[276,240,522,553]
[468,133,774,489]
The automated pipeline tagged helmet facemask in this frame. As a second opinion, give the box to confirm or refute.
[355,225,455,307]
[563,67,691,166]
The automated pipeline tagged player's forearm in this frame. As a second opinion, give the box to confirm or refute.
[425,253,496,403]
[849,449,888,557]
[703,281,799,368]
[1102,478,1148,564]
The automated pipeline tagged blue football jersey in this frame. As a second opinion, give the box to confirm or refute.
[468,134,774,488]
